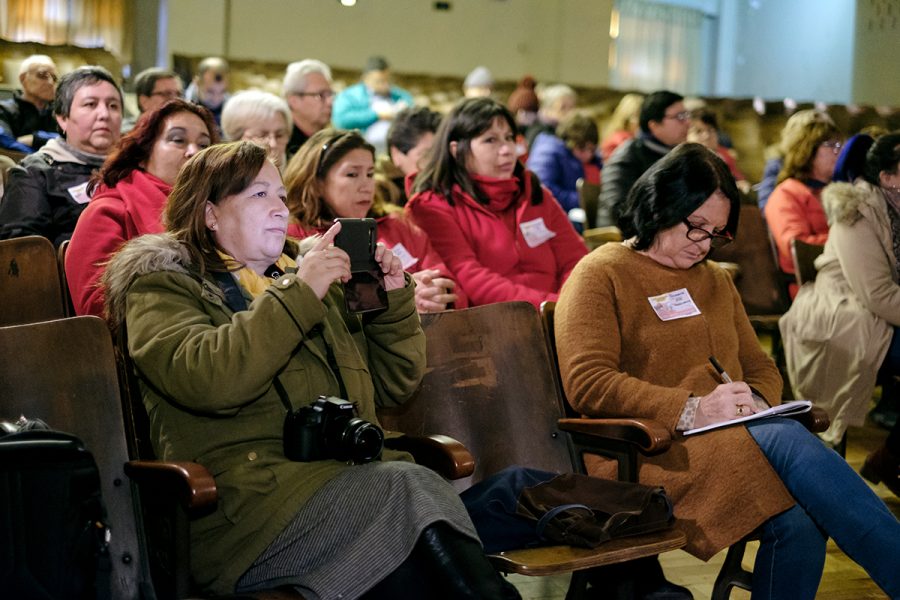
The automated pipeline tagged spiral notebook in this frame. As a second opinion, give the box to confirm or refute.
[683,400,812,436]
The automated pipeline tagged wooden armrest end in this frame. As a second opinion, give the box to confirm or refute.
[125,460,217,511]
[558,418,672,455]
[385,434,475,480]
[789,405,830,433]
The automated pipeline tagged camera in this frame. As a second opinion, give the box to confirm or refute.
[284,396,384,463]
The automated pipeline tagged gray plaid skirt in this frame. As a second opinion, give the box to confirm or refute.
[235,460,478,600]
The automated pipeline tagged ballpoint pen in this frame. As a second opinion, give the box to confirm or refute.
[708,356,733,384]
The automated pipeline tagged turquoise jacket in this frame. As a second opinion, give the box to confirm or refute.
[332,82,414,131]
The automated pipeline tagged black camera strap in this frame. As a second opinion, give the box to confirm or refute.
[210,270,349,411]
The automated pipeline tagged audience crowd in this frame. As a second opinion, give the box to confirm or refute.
[2,50,900,600]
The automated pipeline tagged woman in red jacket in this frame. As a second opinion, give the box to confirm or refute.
[283,128,463,313]
[407,97,587,308]
[764,115,842,298]
[66,99,218,316]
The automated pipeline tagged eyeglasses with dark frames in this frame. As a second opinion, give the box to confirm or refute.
[296,90,335,101]
[682,219,733,249]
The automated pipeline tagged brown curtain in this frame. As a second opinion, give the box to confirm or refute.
[0,0,129,60]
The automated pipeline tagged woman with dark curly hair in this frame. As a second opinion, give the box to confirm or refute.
[66,98,217,316]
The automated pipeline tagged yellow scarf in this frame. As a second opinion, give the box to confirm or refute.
[216,251,298,299]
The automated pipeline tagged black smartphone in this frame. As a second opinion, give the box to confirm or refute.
[333,218,388,313]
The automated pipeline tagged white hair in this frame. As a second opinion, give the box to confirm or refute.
[283,59,332,97]
[539,84,576,109]
[18,55,56,76]
[221,90,292,141]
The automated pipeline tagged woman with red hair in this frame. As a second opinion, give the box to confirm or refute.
[66,99,218,316]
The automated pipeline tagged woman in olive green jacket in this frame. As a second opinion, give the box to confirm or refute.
[102,142,519,599]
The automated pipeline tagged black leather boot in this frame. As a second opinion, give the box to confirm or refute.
[417,522,522,600]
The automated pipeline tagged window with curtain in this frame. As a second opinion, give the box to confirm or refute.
[0,0,127,59]
[610,0,705,95]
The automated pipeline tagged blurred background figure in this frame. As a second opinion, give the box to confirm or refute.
[757,109,836,212]
[377,106,442,207]
[222,90,292,170]
[122,67,183,133]
[527,112,602,230]
[333,55,413,155]
[283,59,334,158]
[687,108,750,193]
[597,90,689,230]
[507,75,540,160]
[462,66,494,98]
[764,113,842,297]
[600,92,643,162]
[0,54,59,153]
[525,84,577,150]
[185,56,230,127]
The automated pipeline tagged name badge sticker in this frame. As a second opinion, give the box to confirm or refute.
[390,242,418,271]
[67,181,90,204]
[519,217,557,248]
[648,288,702,321]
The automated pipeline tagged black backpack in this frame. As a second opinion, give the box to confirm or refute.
[0,417,111,600]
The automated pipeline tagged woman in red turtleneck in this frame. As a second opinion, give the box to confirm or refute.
[406,97,587,308]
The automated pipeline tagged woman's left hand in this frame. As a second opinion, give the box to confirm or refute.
[374,243,406,291]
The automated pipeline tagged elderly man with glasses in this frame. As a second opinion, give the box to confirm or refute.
[283,59,335,159]
[596,90,690,231]
[0,55,60,154]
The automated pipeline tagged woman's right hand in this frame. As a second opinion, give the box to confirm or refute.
[412,269,459,313]
[694,382,758,427]
[296,222,351,300]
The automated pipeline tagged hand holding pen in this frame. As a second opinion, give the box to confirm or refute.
[691,357,758,427]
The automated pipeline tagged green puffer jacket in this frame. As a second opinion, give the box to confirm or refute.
[102,233,426,594]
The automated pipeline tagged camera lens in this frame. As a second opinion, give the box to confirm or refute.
[341,418,384,463]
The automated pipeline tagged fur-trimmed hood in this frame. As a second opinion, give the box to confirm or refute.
[101,233,195,328]
[822,180,881,227]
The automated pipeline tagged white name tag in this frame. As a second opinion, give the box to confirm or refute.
[519,217,557,248]
[647,288,701,321]
[390,242,418,270]
[67,181,90,204]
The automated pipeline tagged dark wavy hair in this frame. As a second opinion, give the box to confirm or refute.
[864,132,900,186]
[619,143,740,248]
[412,97,523,205]
[88,99,219,195]
[283,128,376,228]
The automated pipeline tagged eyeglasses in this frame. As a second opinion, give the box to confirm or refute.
[32,69,58,82]
[244,129,288,143]
[682,220,733,249]
[150,90,184,100]
[821,140,843,154]
[664,110,691,122]
[296,90,335,101]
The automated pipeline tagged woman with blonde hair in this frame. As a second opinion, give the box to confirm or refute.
[600,93,644,162]
[764,112,842,297]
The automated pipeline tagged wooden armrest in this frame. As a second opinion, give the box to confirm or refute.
[384,434,475,480]
[788,405,830,433]
[125,460,217,511]
[558,418,672,455]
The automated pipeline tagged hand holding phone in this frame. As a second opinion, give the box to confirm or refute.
[333,218,388,313]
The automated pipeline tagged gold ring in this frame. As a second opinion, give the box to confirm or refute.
[737,406,744,416]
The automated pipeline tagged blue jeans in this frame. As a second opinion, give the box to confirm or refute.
[747,418,900,600]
